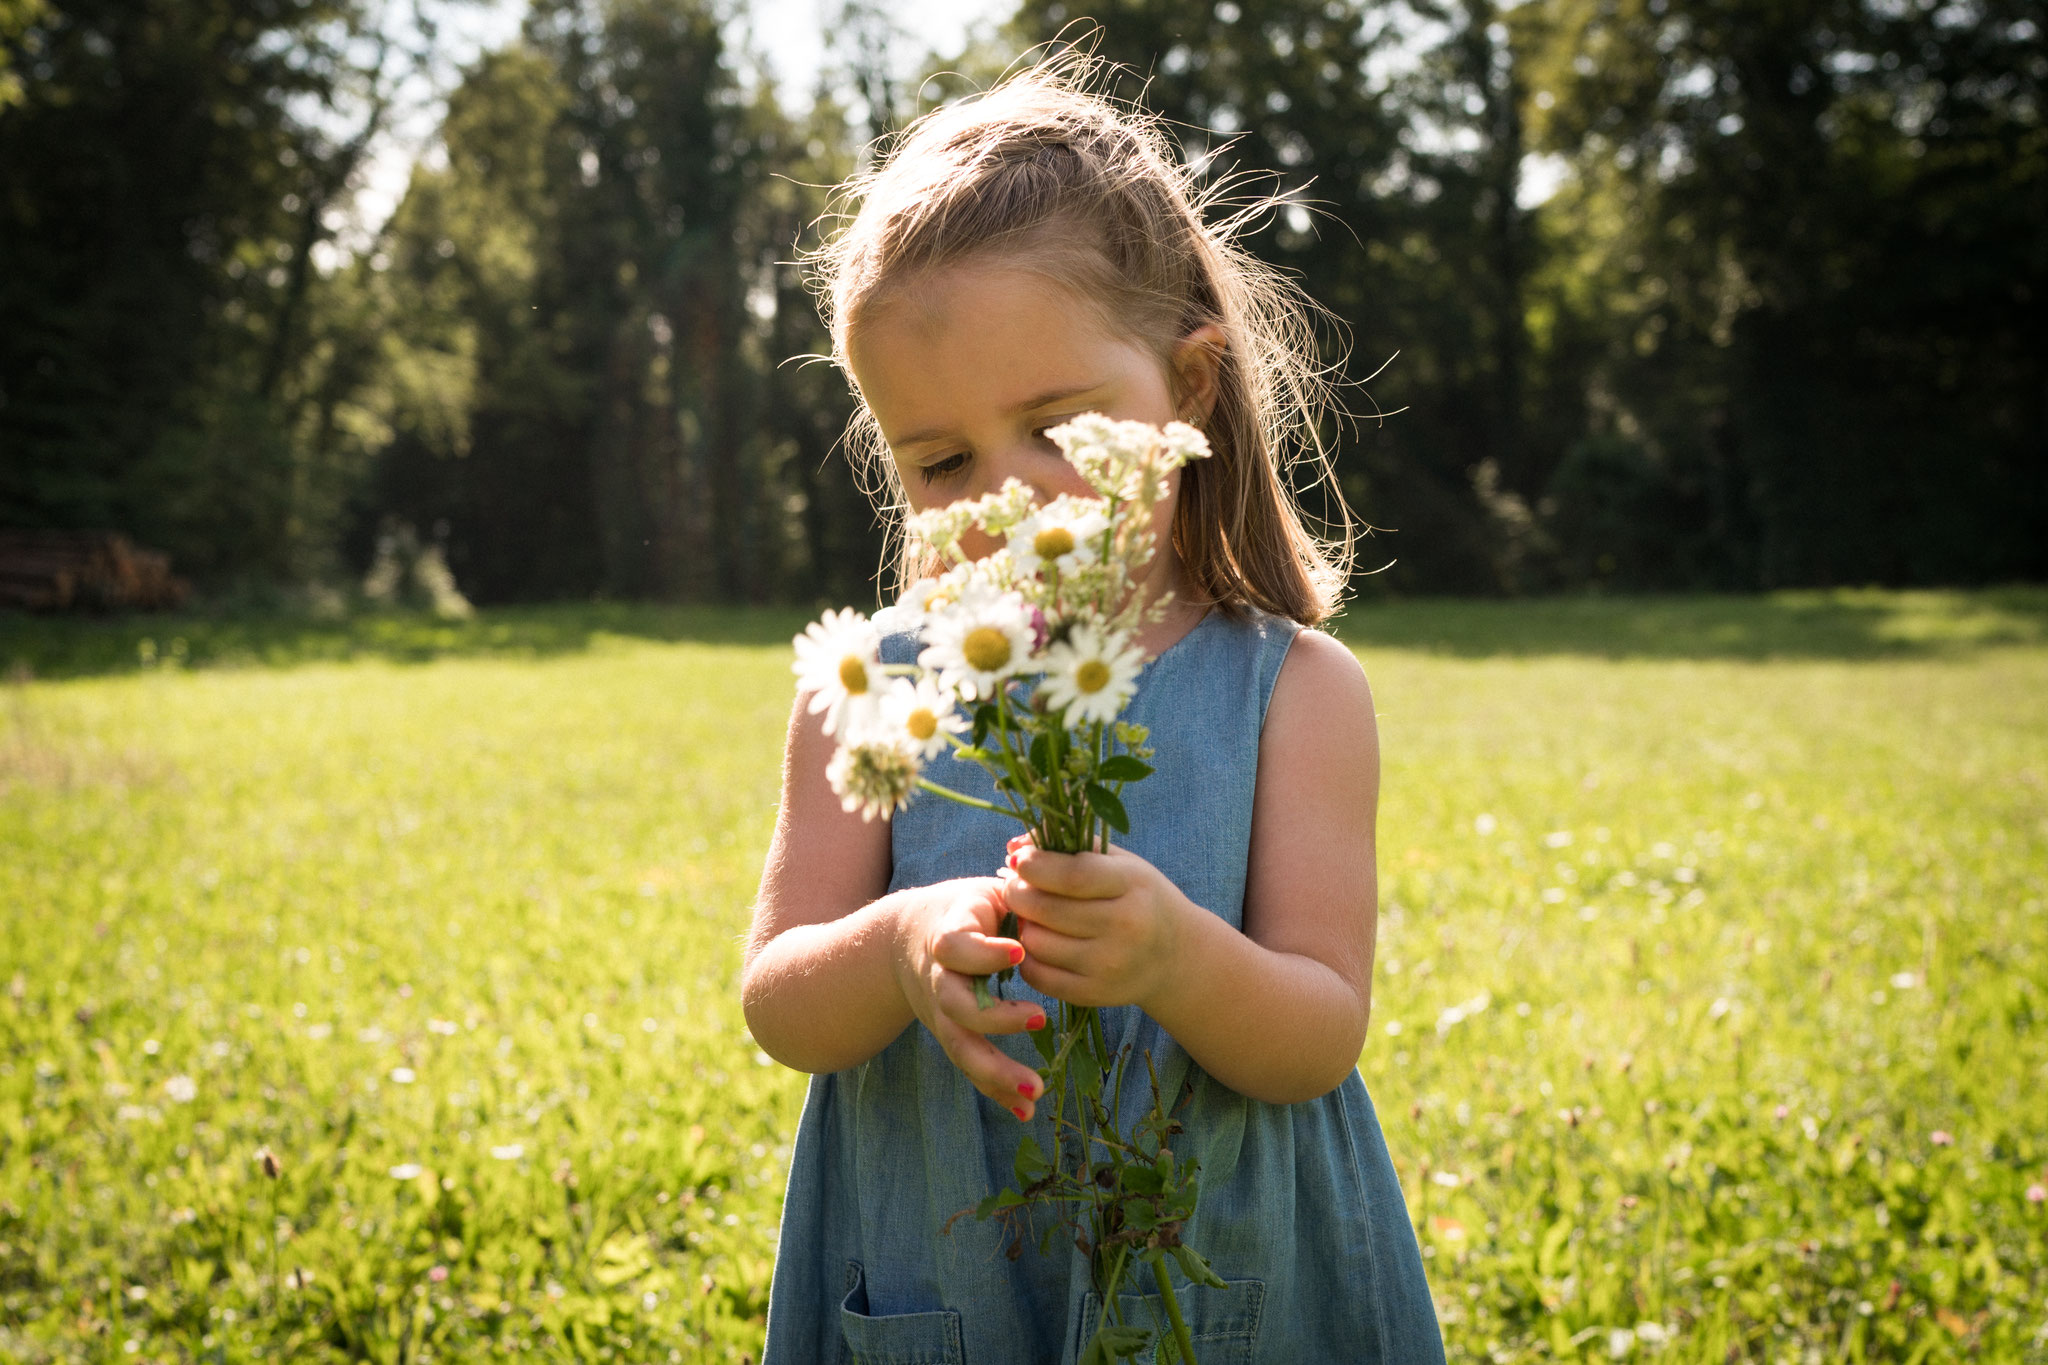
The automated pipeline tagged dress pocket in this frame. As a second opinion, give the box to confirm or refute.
[838,1260,966,1365]
[1077,1276,1265,1365]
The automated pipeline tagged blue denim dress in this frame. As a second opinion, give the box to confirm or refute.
[763,608,1446,1364]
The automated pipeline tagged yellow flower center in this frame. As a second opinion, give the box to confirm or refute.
[838,655,869,694]
[906,707,938,741]
[962,626,1013,674]
[1075,659,1112,694]
[1033,527,1076,561]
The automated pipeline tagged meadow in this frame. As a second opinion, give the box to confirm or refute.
[2,590,2045,1363]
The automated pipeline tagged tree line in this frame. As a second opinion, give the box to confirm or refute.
[2,0,2040,604]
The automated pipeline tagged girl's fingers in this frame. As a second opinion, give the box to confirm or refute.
[1010,847,1126,899]
[929,1011,1043,1118]
[931,926,1022,977]
[1017,957,1110,1010]
[1000,875,1111,938]
[935,968,1045,1037]
[1012,919,1092,975]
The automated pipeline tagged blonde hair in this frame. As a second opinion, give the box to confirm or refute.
[809,54,1355,626]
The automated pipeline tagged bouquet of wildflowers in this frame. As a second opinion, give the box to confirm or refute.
[789,414,1226,1364]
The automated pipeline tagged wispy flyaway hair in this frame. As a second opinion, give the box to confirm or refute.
[808,51,1357,625]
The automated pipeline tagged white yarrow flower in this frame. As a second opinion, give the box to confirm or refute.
[791,608,883,737]
[919,584,1036,700]
[826,738,922,822]
[1036,623,1144,725]
[878,676,968,759]
[1047,413,1211,502]
[1008,497,1111,578]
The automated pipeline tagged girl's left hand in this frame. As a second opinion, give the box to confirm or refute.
[998,833,1191,1010]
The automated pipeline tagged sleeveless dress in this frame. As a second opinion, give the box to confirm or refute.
[763,607,1446,1364]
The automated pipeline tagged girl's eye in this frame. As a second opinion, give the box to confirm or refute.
[919,452,969,484]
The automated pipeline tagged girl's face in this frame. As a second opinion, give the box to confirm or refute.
[847,262,1221,574]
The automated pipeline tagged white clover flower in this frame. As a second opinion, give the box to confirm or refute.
[791,607,883,738]
[825,737,922,822]
[877,675,968,760]
[1035,622,1144,725]
[1008,496,1111,578]
[919,583,1036,700]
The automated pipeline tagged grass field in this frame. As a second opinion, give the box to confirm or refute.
[3,590,2045,1363]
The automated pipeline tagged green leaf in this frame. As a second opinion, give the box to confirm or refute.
[1085,782,1130,833]
[974,1188,1025,1218]
[1029,731,1053,780]
[1091,1324,1152,1359]
[954,746,994,765]
[1013,1133,1050,1187]
[972,975,997,1010]
[1171,1243,1229,1289]
[972,704,997,746]
[1121,1165,1165,1195]
[1097,755,1153,783]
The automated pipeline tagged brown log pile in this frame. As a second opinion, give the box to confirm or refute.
[0,531,191,612]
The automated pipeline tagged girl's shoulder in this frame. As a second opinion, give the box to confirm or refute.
[1260,617,1375,760]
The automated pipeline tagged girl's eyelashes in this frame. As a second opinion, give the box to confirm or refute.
[918,452,969,484]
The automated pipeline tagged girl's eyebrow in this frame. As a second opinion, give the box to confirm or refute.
[891,384,1102,450]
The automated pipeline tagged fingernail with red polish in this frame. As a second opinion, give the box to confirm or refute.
[1008,944,1025,965]
[1025,1013,1046,1031]
[1012,1105,1030,1120]
[1018,1080,1037,1097]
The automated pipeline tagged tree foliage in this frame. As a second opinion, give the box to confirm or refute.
[1,0,2038,599]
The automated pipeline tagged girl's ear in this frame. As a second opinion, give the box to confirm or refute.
[1170,324,1228,427]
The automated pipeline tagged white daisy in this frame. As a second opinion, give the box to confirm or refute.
[918,583,1036,700]
[869,578,939,636]
[791,607,883,737]
[877,675,968,760]
[1007,496,1112,578]
[825,738,921,822]
[1035,622,1145,725]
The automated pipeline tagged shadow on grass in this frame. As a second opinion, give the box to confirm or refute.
[1328,587,2048,661]
[4,588,2045,680]
[0,601,820,681]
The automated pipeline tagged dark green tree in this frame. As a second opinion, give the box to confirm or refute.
[1519,0,2046,586]
[0,0,460,583]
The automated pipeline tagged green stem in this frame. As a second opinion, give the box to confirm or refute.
[912,778,1030,823]
[1148,1252,1199,1364]
[1100,1245,1131,1326]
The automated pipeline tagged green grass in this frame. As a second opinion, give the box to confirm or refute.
[2,591,2044,1362]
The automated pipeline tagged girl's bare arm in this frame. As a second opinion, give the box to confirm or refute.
[741,695,1046,1107]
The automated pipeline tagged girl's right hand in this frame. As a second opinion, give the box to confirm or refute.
[892,877,1048,1120]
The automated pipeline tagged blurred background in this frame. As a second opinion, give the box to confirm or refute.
[1,0,2041,609]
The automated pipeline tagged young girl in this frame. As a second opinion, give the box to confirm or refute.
[743,60,1444,1364]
